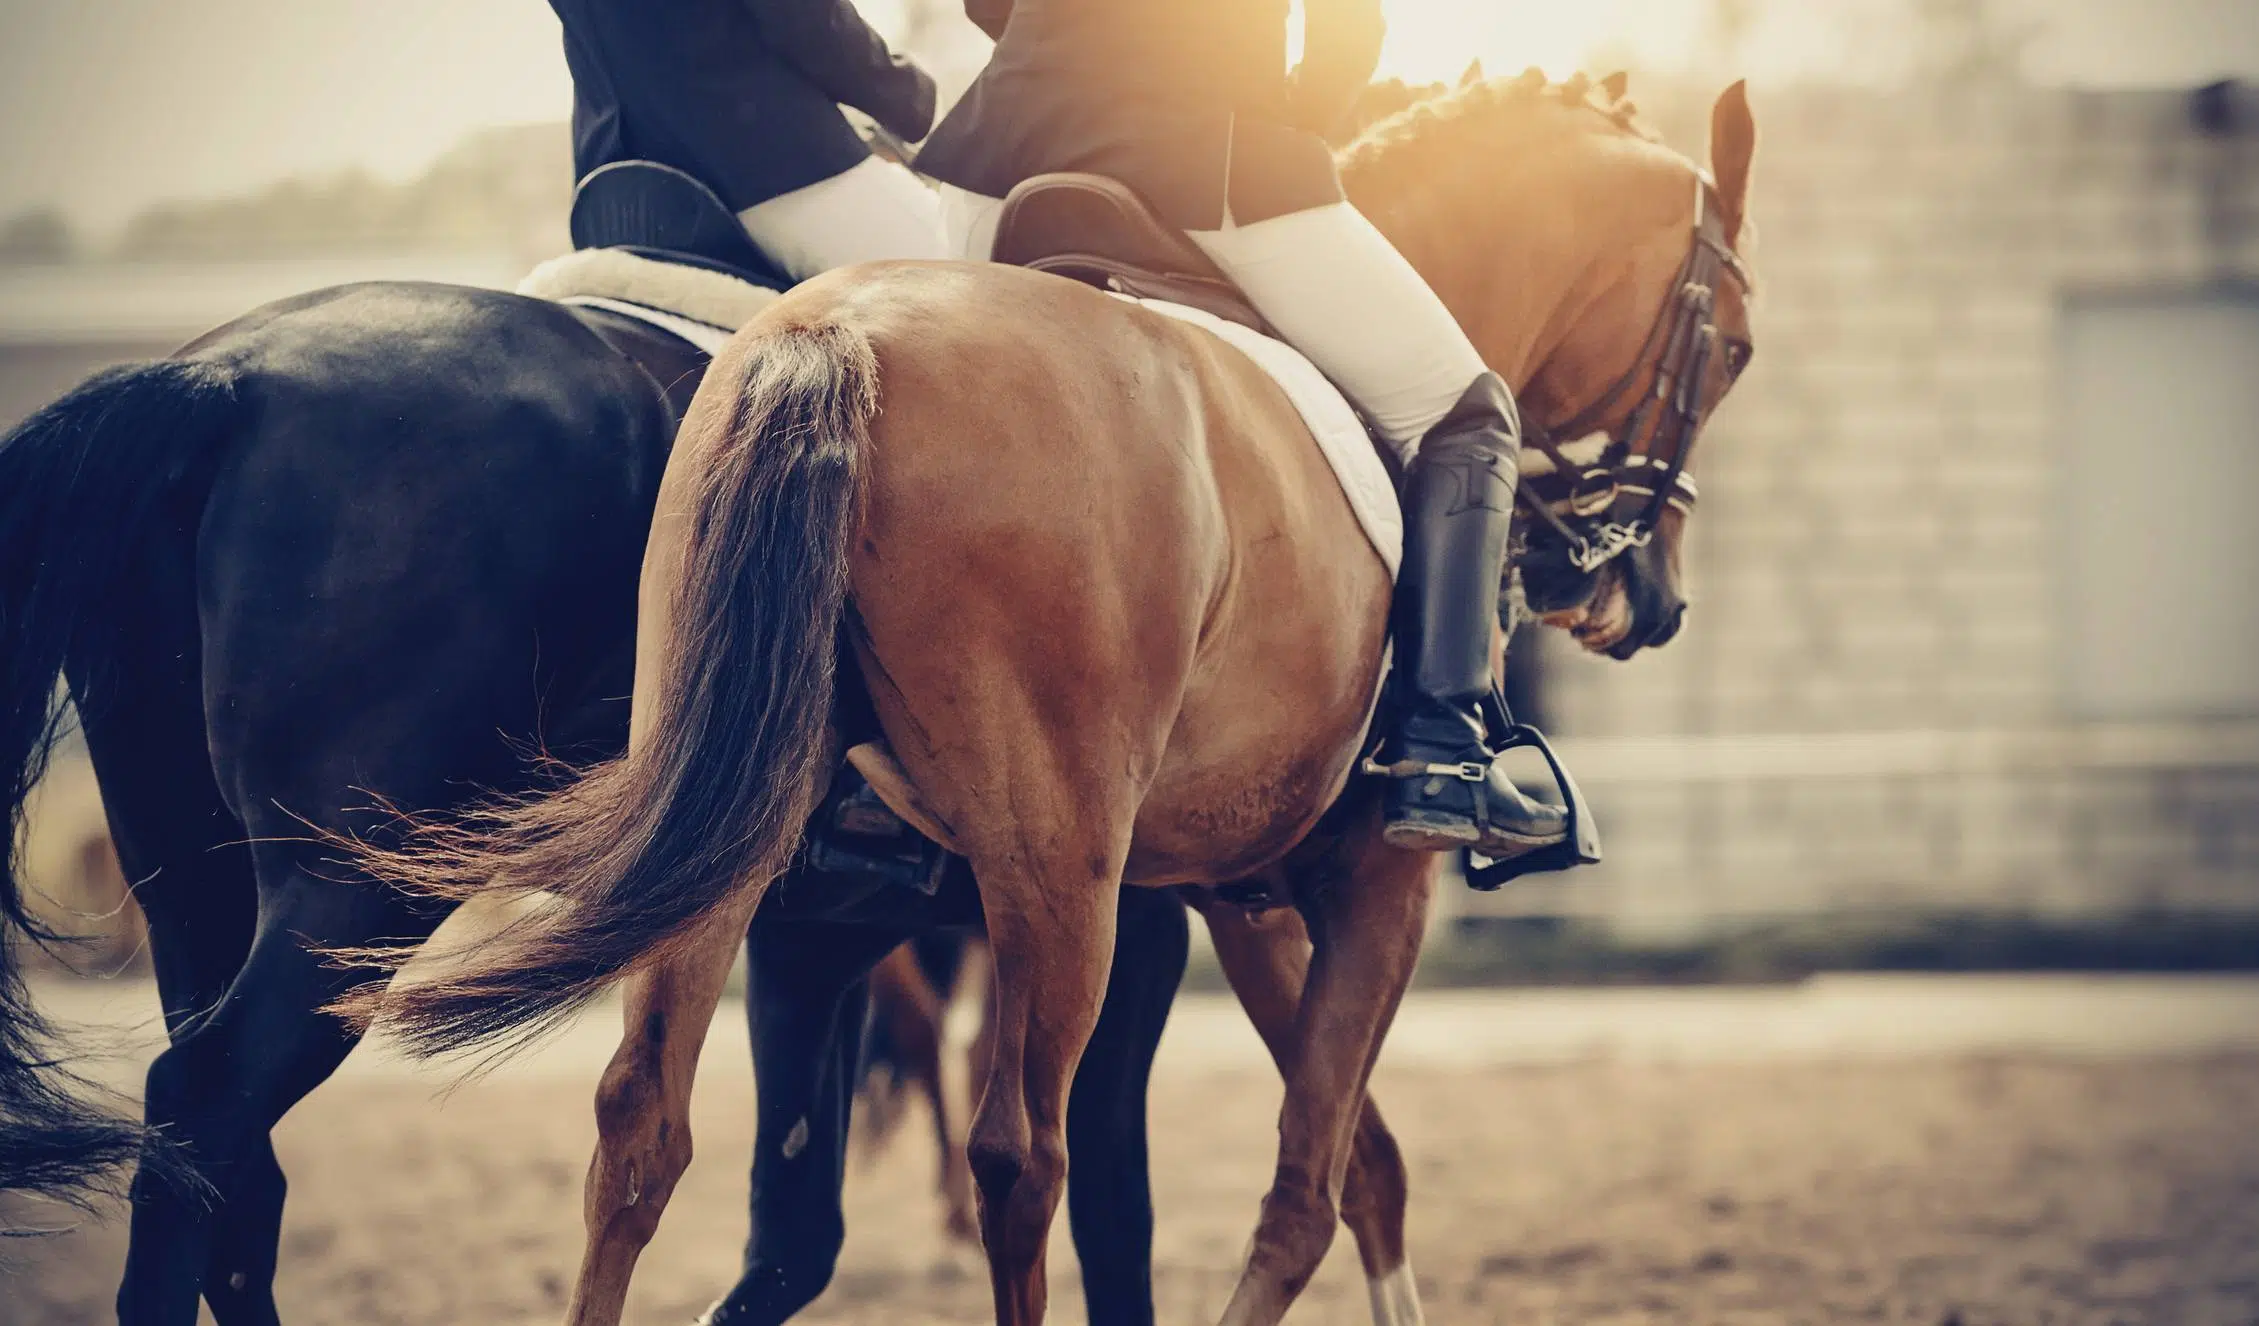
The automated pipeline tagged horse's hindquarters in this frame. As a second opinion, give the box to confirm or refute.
[828,266,1391,886]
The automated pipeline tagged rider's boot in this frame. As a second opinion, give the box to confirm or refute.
[1378,372,1569,858]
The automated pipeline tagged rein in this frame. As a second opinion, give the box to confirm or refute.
[1516,174,1751,573]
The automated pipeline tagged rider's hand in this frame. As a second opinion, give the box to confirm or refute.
[876,56,939,145]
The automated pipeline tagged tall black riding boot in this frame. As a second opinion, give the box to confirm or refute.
[1380,372,1569,857]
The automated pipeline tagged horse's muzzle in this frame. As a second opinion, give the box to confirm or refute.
[1606,541,1688,658]
[1607,598,1686,659]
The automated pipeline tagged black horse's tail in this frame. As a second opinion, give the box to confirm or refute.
[340,323,877,1060]
[0,358,240,1204]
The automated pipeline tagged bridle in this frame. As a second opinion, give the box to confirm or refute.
[1516,174,1752,573]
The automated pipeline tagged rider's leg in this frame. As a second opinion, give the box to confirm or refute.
[938,184,1007,261]
[736,156,949,281]
[1186,202,1486,448]
[1380,374,1567,854]
[1187,203,1566,857]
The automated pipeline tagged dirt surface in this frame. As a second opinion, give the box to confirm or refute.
[18,1030,2259,1326]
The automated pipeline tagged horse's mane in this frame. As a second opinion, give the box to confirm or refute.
[1332,76,1452,147]
[1338,68,1663,191]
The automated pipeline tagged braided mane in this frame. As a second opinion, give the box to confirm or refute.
[1338,68,1662,191]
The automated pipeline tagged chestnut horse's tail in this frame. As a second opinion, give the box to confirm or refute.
[342,323,878,1060]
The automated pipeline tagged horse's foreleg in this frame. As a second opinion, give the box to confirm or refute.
[1192,893,1422,1326]
[1342,1109,1419,1325]
[966,854,1125,1326]
[1215,821,1436,1326]
[564,891,758,1326]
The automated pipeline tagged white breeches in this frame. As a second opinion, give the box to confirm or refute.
[738,156,950,282]
[939,184,1488,451]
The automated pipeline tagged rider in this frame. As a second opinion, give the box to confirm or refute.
[548,0,950,280]
[916,1,1572,861]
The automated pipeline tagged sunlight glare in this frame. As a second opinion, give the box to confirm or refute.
[1343,1,1705,82]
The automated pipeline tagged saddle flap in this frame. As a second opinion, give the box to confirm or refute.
[570,160,792,290]
[991,173,1273,337]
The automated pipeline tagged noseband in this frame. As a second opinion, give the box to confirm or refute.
[1517,175,1751,573]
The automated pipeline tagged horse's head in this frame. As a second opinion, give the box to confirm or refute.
[1510,80,1759,658]
[1344,72,1759,660]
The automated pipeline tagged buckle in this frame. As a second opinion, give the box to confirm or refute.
[1452,761,1489,783]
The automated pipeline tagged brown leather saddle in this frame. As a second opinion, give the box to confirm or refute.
[990,173,1277,338]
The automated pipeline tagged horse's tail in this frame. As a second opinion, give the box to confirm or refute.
[0,358,240,1203]
[344,323,878,1060]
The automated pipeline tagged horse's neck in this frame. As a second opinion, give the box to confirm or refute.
[1345,124,1610,396]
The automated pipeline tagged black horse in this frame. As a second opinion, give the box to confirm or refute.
[0,276,1189,1325]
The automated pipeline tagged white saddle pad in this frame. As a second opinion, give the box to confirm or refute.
[517,248,776,356]
[1118,296,1402,581]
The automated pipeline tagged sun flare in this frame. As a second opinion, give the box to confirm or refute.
[1284,0,1707,83]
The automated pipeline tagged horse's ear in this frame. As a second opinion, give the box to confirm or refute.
[1600,70,1629,101]
[1709,80,1756,242]
[1459,59,1485,89]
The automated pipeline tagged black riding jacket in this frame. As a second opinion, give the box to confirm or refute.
[916,0,1385,230]
[550,0,937,210]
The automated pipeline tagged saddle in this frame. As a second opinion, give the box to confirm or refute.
[991,174,1277,337]
[570,160,794,292]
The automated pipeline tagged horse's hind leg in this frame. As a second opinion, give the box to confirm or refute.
[1066,887,1191,1326]
[1216,816,1436,1326]
[962,832,1129,1326]
[74,582,300,1326]
[123,839,287,1326]
[1190,893,1420,1326]
[564,887,760,1326]
[114,842,435,1326]
[700,915,904,1325]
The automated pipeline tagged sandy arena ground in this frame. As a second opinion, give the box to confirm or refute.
[16,975,2259,1325]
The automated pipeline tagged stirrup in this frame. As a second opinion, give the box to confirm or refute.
[1461,709,1601,889]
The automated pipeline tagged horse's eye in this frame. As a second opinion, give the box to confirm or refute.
[1723,340,1753,379]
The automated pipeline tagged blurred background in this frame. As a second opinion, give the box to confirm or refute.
[13,3,2259,1323]
[8,0,2257,979]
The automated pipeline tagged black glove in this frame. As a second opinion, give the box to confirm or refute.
[885,57,939,143]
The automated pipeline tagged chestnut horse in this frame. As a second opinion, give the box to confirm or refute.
[350,72,1759,1326]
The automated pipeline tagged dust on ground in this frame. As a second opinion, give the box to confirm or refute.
[16,979,2259,1325]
